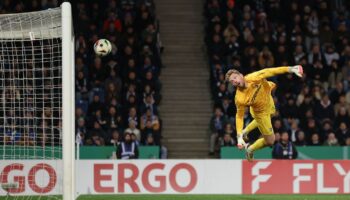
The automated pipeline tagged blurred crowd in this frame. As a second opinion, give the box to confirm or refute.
[205,0,350,155]
[0,0,165,157]
[2,0,350,159]
[73,0,164,151]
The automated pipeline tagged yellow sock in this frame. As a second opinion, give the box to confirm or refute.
[248,138,267,152]
[242,120,258,135]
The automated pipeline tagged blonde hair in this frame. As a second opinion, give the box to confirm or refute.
[225,69,241,82]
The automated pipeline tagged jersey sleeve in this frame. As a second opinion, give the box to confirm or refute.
[246,67,290,81]
[235,103,245,134]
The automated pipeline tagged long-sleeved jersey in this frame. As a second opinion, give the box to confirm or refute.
[235,67,290,133]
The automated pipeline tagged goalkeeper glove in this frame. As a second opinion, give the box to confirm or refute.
[237,134,247,150]
[290,65,303,77]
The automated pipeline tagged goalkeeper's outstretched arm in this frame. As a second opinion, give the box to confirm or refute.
[235,104,248,149]
[253,65,303,79]
[235,105,245,136]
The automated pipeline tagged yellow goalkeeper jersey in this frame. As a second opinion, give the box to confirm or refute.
[235,67,289,133]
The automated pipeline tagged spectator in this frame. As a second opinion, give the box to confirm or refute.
[336,122,350,145]
[125,119,141,142]
[76,117,87,145]
[108,129,121,146]
[272,131,298,159]
[125,94,137,113]
[274,132,281,144]
[258,46,274,68]
[126,107,138,127]
[130,133,140,146]
[105,82,120,105]
[90,57,107,88]
[106,106,123,131]
[309,133,322,146]
[293,45,306,64]
[140,94,158,115]
[324,45,340,67]
[319,23,333,45]
[328,61,343,90]
[281,98,298,119]
[117,132,139,159]
[294,131,308,146]
[220,133,235,147]
[75,107,86,123]
[334,95,350,116]
[275,45,291,65]
[304,118,319,138]
[142,57,159,78]
[223,24,239,43]
[141,119,161,145]
[241,9,255,31]
[209,107,227,155]
[217,96,236,121]
[324,132,340,146]
[224,35,240,64]
[76,71,89,100]
[308,44,324,65]
[305,10,320,51]
[288,120,302,143]
[87,94,104,118]
[142,71,161,93]
[214,82,230,104]
[329,82,345,104]
[88,121,107,146]
[218,123,236,147]
[140,108,160,137]
[143,84,161,105]
[273,118,285,133]
[103,11,122,33]
[314,94,334,121]
[320,120,333,141]
[310,60,327,82]
[209,34,225,61]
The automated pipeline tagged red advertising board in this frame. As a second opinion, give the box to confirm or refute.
[0,161,61,195]
[243,160,350,194]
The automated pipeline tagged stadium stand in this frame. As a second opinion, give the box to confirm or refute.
[2,0,350,159]
[0,0,165,158]
[204,0,350,156]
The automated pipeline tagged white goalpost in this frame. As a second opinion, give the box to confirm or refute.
[0,2,75,200]
[62,2,75,200]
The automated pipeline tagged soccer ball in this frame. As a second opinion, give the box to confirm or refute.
[94,39,112,56]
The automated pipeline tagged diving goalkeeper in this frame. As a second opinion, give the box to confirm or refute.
[225,65,303,161]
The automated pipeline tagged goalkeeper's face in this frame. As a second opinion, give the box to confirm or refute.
[228,73,244,87]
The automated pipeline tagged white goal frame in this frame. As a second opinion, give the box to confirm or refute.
[62,2,75,200]
[0,2,75,200]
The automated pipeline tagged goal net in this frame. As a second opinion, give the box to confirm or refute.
[0,3,74,200]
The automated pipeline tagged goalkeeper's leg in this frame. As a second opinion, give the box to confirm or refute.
[242,120,258,141]
[245,115,275,162]
[239,102,275,151]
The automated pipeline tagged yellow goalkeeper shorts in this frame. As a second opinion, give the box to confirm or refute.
[253,113,274,136]
[250,96,275,136]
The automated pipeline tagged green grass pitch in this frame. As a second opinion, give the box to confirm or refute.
[1,194,349,200]
[76,194,349,200]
